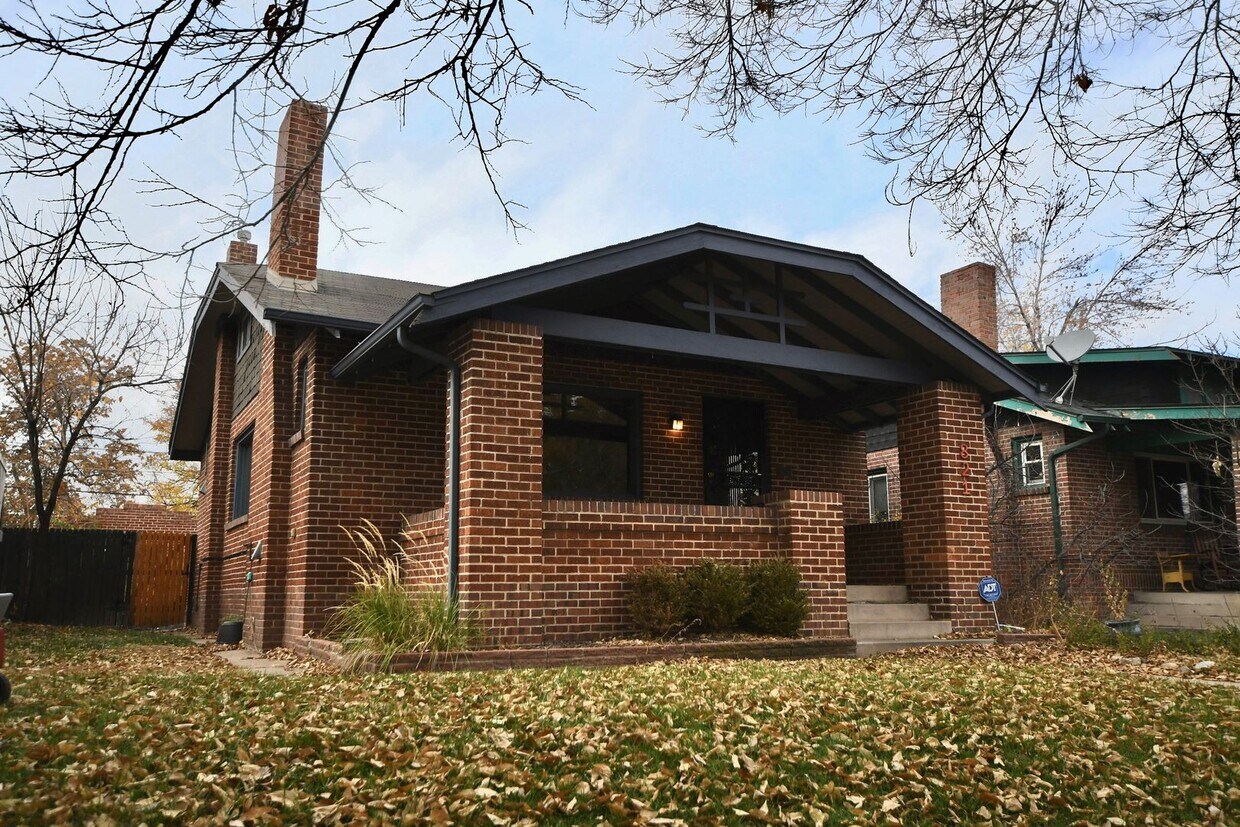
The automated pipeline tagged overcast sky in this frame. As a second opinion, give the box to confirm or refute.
[3,6,1237,455]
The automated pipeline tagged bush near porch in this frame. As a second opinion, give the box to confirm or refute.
[626,559,809,639]
[0,624,1237,824]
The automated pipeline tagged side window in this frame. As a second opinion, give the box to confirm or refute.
[231,427,254,519]
[1014,437,1046,488]
[293,356,308,434]
[867,469,890,522]
[235,316,254,361]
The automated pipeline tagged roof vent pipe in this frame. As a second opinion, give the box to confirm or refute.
[396,327,461,605]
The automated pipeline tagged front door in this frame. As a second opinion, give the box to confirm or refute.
[703,397,768,506]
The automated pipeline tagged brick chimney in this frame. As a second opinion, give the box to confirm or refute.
[226,229,258,265]
[267,99,328,289]
[940,261,998,350]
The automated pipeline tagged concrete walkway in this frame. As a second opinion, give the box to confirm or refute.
[215,648,298,676]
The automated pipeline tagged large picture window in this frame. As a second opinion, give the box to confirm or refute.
[231,427,254,519]
[543,386,640,499]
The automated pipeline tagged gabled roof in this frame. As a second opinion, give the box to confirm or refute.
[169,264,440,459]
[331,223,1042,404]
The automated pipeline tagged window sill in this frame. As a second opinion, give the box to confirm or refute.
[1140,518,1190,527]
[288,429,305,447]
[1015,484,1049,496]
[225,515,250,531]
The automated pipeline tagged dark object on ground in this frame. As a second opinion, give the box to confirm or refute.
[216,620,243,645]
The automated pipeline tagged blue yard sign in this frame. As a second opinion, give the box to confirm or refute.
[978,576,1002,604]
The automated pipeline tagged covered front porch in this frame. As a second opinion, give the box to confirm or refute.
[336,227,1038,647]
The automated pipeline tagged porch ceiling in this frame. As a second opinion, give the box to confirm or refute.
[332,224,1041,426]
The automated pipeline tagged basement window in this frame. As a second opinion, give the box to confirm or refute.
[543,385,641,499]
[231,427,254,519]
[1013,437,1046,488]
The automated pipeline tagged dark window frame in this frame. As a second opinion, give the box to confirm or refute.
[1135,453,1213,524]
[293,356,309,435]
[702,396,770,507]
[867,468,891,522]
[231,426,254,519]
[235,315,254,362]
[1012,436,1047,488]
[543,383,642,500]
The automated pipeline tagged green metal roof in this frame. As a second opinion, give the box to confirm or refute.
[994,398,1093,431]
[1099,405,1240,421]
[1003,347,1182,365]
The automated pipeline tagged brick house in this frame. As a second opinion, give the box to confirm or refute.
[866,264,1240,613]
[171,101,1045,653]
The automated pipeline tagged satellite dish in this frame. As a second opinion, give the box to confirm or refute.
[1045,329,1096,364]
[1045,329,1096,404]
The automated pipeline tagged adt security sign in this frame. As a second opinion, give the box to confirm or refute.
[978,576,1002,603]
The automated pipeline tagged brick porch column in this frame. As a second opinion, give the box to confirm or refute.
[896,381,992,635]
[450,319,545,646]
[775,490,850,640]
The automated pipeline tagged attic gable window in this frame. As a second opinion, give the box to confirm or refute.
[235,315,255,361]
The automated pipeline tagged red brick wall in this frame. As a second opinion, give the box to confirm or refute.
[452,319,546,647]
[844,522,905,585]
[775,490,849,638]
[97,502,194,534]
[546,343,868,524]
[542,500,783,642]
[192,325,236,636]
[897,381,992,634]
[282,329,446,640]
[402,507,447,590]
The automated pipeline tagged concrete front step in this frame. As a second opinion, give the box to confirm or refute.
[846,584,908,604]
[856,638,993,657]
[1130,590,1240,608]
[847,601,931,622]
[849,620,954,642]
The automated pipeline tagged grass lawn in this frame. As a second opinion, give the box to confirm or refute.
[1,626,1237,825]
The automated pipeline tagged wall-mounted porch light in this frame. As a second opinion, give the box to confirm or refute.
[669,414,685,432]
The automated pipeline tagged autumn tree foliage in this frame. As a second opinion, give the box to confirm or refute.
[0,237,171,530]
[144,397,199,514]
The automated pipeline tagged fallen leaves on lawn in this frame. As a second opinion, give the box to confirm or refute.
[0,625,1236,825]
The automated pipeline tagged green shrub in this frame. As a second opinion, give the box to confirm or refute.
[743,559,809,636]
[681,560,748,633]
[625,566,686,639]
[330,521,479,671]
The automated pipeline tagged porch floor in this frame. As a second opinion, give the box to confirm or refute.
[1129,591,1240,631]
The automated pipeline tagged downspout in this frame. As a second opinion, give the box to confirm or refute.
[396,327,461,605]
[1049,424,1112,597]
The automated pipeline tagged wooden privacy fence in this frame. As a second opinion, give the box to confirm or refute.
[0,527,194,627]
[130,532,193,627]
[0,528,136,625]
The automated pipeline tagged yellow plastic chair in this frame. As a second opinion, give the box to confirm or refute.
[1158,553,1194,592]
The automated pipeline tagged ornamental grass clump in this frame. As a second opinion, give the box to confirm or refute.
[331,520,478,671]
[743,559,809,636]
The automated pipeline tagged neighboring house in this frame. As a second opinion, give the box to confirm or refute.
[172,101,1045,653]
[866,264,1240,610]
[95,502,195,534]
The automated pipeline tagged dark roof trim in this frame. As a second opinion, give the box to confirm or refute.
[494,305,932,385]
[332,224,1042,400]
[262,308,379,333]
